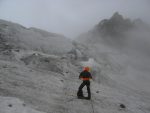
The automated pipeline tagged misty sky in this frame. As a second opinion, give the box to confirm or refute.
[0,0,150,38]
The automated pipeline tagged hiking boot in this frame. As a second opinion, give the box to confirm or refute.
[85,97,91,100]
[77,91,84,97]
[78,96,85,99]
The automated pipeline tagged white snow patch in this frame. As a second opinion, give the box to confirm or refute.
[80,58,100,68]
[0,96,45,113]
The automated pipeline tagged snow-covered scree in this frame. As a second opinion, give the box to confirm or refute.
[0,19,73,54]
[0,19,150,113]
[0,96,45,113]
[77,12,150,94]
[0,50,150,113]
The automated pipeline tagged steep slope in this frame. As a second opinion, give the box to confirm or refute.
[0,51,150,113]
[77,12,150,47]
[76,12,150,93]
[0,18,150,113]
[0,96,45,113]
[0,19,73,54]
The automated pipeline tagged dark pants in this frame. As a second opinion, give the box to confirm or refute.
[77,80,91,99]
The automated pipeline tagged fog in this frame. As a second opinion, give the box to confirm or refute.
[0,0,150,38]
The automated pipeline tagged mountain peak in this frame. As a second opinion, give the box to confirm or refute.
[111,12,124,21]
[96,12,133,37]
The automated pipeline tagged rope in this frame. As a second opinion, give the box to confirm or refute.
[90,99,95,113]
[90,83,95,113]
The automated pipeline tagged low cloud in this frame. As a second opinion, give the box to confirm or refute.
[0,0,150,38]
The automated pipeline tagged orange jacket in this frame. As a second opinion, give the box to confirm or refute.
[80,77,91,80]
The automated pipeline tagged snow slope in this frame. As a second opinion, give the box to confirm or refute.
[0,96,45,113]
[0,50,150,113]
[0,19,73,54]
[76,13,150,93]
[0,18,150,113]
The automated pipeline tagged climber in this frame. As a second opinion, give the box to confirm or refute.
[77,66,92,100]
